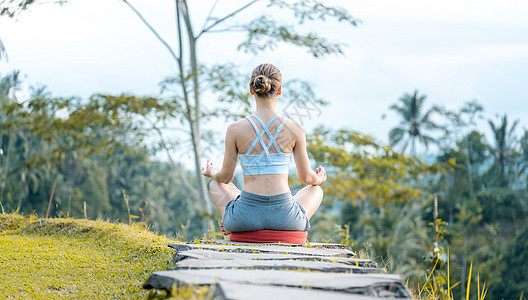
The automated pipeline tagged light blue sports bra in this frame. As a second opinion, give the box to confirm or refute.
[239,114,292,175]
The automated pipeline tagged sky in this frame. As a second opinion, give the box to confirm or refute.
[1,0,528,159]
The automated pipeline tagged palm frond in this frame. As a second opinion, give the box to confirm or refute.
[400,137,410,154]
[389,127,406,147]
[389,103,407,118]
[507,119,520,141]
[419,134,437,150]
[420,105,441,122]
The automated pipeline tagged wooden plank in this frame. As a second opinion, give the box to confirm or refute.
[308,242,348,249]
[173,249,378,268]
[203,240,347,249]
[216,282,382,300]
[143,269,411,298]
[173,258,383,274]
[169,243,356,257]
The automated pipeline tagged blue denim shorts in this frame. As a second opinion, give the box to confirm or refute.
[222,190,310,232]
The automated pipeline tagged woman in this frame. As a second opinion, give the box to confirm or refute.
[201,63,326,233]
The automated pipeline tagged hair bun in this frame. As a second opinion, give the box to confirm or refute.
[249,63,282,96]
[253,75,272,94]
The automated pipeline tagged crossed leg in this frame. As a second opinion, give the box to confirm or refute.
[293,185,324,220]
[209,181,323,233]
[209,180,241,235]
[209,180,241,217]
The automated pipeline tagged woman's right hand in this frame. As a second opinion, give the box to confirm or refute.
[314,166,327,185]
[201,160,218,178]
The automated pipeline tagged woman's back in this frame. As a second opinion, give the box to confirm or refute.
[232,113,299,195]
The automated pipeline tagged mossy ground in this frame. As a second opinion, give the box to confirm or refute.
[0,213,179,299]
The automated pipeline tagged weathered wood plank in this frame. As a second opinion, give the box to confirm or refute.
[307,242,347,249]
[169,243,356,257]
[216,282,382,300]
[203,240,347,249]
[173,249,378,268]
[143,269,411,298]
[173,258,383,273]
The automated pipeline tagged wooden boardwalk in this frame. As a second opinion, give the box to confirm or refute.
[143,240,412,299]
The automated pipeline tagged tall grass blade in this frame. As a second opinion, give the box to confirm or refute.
[481,282,488,299]
[477,272,480,300]
[419,257,439,296]
[466,261,473,300]
[447,248,451,300]
[428,290,434,299]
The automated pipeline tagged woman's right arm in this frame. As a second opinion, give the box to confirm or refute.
[291,122,326,186]
[202,123,239,184]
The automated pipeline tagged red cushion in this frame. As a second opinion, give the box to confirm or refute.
[229,230,307,244]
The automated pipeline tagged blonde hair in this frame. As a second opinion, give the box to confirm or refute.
[250,63,282,97]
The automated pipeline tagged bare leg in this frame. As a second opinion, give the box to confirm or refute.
[293,185,324,220]
[209,180,241,217]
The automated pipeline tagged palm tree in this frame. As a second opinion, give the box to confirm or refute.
[488,114,519,187]
[388,90,442,156]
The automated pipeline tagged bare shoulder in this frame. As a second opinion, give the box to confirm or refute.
[284,118,305,137]
[226,118,250,136]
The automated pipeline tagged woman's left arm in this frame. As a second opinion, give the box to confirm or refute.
[202,123,238,184]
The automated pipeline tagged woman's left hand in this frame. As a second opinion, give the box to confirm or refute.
[201,160,218,178]
[315,166,327,185]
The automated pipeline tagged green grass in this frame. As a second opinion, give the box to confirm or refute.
[0,213,178,299]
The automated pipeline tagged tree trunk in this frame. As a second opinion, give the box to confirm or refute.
[514,160,519,189]
[460,226,468,300]
[444,172,454,228]
[411,136,416,157]
[123,0,214,231]
[499,149,506,187]
[1,129,12,199]
[465,136,473,198]
[177,0,213,232]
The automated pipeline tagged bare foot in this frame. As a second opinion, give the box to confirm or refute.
[220,221,231,236]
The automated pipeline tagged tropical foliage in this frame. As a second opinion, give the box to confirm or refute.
[1,2,527,299]
[388,90,442,156]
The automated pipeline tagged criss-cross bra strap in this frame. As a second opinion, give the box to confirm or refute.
[255,116,288,161]
[245,114,279,155]
[271,116,287,145]
[257,117,286,153]
[251,114,284,155]
[245,117,270,157]
[255,115,286,161]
